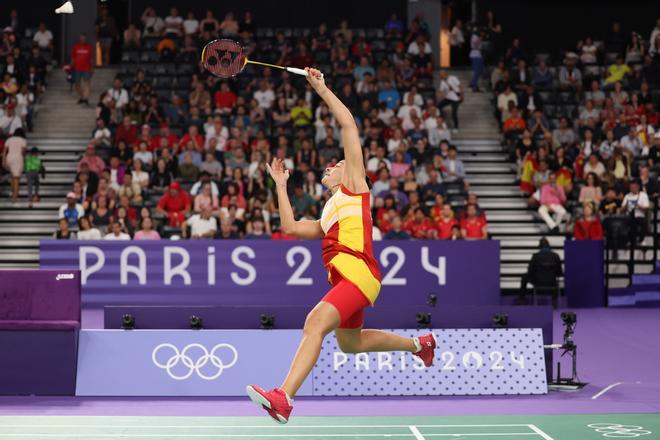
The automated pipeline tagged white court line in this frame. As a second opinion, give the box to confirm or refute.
[0,424,533,429]
[527,424,554,440]
[409,426,425,440]
[0,434,546,438]
[591,382,623,400]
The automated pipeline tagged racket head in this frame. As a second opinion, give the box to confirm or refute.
[201,39,247,78]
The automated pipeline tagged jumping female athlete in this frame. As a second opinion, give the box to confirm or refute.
[246,67,436,424]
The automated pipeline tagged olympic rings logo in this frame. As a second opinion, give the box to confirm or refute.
[151,343,238,381]
[587,423,652,438]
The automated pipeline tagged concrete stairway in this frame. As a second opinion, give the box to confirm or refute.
[449,69,563,290]
[0,68,118,268]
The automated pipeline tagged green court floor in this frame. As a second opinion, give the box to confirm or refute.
[0,414,658,439]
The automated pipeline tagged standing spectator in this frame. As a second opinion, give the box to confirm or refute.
[54,218,76,240]
[24,146,43,204]
[620,180,650,243]
[134,217,161,240]
[574,203,603,240]
[538,174,567,233]
[183,11,200,36]
[460,203,488,240]
[469,29,484,92]
[59,192,85,228]
[156,182,191,227]
[71,33,93,105]
[438,70,462,131]
[2,127,26,203]
[449,19,465,65]
[96,6,118,66]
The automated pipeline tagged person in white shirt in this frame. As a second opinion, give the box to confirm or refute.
[107,78,129,110]
[104,221,131,240]
[396,94,422,127]
[91,118,112,147]
[366,146,391,173]
[437,70,461,131]
[190,173,220,197]
[621,181,650,243]
[164,8,183,36]
[402,86,424,107]
[184,205,218,239]
[253,80,276,109]
[425,114,451,146]
[205,116,229,151]
[77,217,102,240]
[182,12,199,36]
[620,127,642,157]
[407,34,432,56]
[497,85,518,123]
[32,23,53,50]
[141,7,164,36]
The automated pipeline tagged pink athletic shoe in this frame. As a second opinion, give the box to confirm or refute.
[413,332,437,367]
[246,384,293,424]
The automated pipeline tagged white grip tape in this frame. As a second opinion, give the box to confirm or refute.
[287,67,323,78]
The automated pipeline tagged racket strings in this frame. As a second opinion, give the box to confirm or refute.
[202,39,247,78]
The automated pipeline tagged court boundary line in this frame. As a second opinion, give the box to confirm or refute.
[409,425,425,440]
[527,424,554,440]
[0,424,536,429]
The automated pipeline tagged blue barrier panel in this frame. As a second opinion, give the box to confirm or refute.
[40,240,500,307]
[76,328,546,396]
[564,240,605,308]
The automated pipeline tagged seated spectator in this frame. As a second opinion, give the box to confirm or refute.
[183,205,218,239]
[133,141,154,169]
[150,158,174,192]
[141,7,164,36]
[552,117,576,148]
[620,126,642,157]
[77,217,102,240]
[532,60,553,89]
[639,165,658,199]
[217,218,239,239]
[558,57,582,91]
[436,204,459,240]
[497,84,517,123]
[131,159,150,190]
[91,118,112,148]
[390,150,410,179]
[579,172,603,205]
[115,116,138,146]
[574,202,603,240]
[421,169,446,200]
[538,174,567,233]
[403,208,434,239]
[378,81,401,109]
[77,145,106,175]
[54,218,76,240]
[583,155,606,179]
[620,180,650,243]
[503,107,526,139]
[383,215,411,240]
[214,82,237,114]
[578,37,598,64]
[178,151,200,182]
[58,192,85,228]
[200,152,223,179]
[604,55,632,85]
[157,182,191,227]
[599,187,622,217]
[134,217,161,240]
[291,185,316,219]
[245,218,271,240]
[194,182,219,212]
[104,221,131,240]
[520,238,563,301]
[290,98,313,127]
[460,203,488,240]
[33,22,54,52]
[444,146,465,183]
[123,23,141,48]
[367,146,391,174]
[118,173,142,204]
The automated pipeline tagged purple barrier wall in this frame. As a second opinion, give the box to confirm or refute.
[564,240,606,308]
[40,241,500,307]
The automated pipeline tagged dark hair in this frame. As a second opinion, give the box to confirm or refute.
[539,238,550,249]
[12,128,26,138]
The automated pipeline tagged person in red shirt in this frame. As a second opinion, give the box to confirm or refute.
[115,116,138,146]
[429,194,446,222]
[213,82,237,115]
[178,125,205,153]
[150,124,179,151]
[156,181,191,227]
[436,204,459,240]
[574,202,603,240]
[71,33,93,105]
[460,203,488,240]
[403,208,433,239]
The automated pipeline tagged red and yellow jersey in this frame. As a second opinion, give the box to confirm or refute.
[320,185,381,304]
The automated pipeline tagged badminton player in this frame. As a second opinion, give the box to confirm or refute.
[246,68,436,424]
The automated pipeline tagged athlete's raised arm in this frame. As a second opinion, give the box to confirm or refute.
[306,67,369,194]
[267,158,324,239]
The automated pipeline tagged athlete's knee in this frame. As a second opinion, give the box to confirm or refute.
[303,309,333,338]
[337,337,361,354]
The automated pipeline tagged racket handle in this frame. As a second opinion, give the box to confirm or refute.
[286,67,323,78]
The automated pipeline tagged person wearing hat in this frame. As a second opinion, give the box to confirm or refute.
[24,146,44,205]
[58,192,85,229]
[156,181,191,227]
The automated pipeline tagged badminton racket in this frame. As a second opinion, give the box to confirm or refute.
[201,39,322,79]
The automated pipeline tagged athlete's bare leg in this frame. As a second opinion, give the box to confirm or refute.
[280,301,341,397]
[335,328,417,353]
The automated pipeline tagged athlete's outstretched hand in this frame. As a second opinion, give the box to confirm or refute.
[267,158,290,188]
[305,67,326,92]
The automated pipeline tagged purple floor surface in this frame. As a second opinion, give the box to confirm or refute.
[1,308,658,417]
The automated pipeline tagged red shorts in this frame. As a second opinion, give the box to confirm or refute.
[321,278,371,329]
